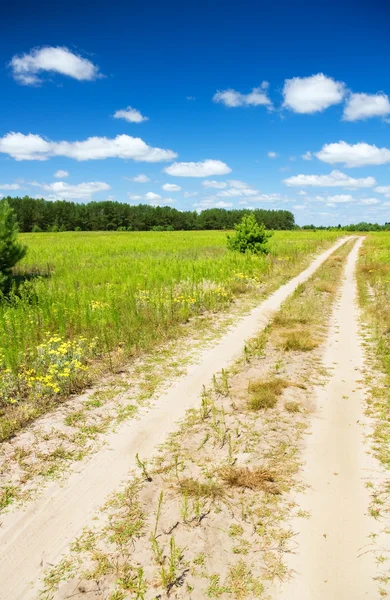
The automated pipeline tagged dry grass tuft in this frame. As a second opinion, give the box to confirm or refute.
[272,313,309,328]
[284,401,300,413]
[220,466,280,495]
[315,281,337,294]
[178,477,224,499]
[247,377,288,410]
[281,329,319,352]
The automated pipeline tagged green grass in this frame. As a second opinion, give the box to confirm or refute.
[0,230,343,439]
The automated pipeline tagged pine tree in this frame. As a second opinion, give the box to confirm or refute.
[227,214,272,254]
[0,199,27,293]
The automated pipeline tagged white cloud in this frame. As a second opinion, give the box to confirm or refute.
[360,198,380,205]
[282,73,346,114]
[267,151,278,158]
[164,159,231,177]
[162,183,181,191]
[113,106,149,123]
[0,183,21,190]
[54,169,69,178]
[183,191,198,198]
[202,180,228,189]
[149,197,176,207]
[227,180,251,189]
[297,190,307,196]
[217,187,258,197]
[316,141,390,168]
[131,174,150,183]
[10,46,100,85]
[145,192,161,201]
[343,92,390,121]
[194,198,233,209]
[0,132,177,162]
[326,194,353,203]
[302,151,312,160]
[283,170,376,189]
[375,186,390,198]
[293,204,306,210]
[247,193,287,203]
[40,180,110,201]
[213,82,272,108]
[128,192,176,206]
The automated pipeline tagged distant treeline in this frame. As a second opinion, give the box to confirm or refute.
[6,196,296,232]
[302,223,390,232]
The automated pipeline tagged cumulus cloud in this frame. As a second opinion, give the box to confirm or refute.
[267,151,278,158]
[113,106,149,123]
[40,181,110,201]
[375,186,390,198]
[54,169,69,178]
[293,204,306,210]
[0,183,21,190]
[202,180,228,189]
[302,151,312,160]
[297,190,307,196]
[325,194,354,203]
[145,192,161,201]
[213,82,272,108]
[282,73,346,114]
[0,132,177,162]
[128,192,175,206]
[360,198,380,205]
[131,174,150,183]
[316,141,390,168]
[183,191,198,198]
[10,46,101,86]
[283,170,376,188]
[194,198,233,209]
[246,193,288,203]
[343,92,390,121]
[164,159,231,177]
[162,183,181,191]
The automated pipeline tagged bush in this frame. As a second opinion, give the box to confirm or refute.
[227,214,272,254]
[0,199,27,293]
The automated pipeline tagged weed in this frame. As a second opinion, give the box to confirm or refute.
[220,466,280,494]
[248,377,289,410]
[281,329,319,352]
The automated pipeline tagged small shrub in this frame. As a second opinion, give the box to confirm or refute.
[227,214,272,255]
[247,377,288,410]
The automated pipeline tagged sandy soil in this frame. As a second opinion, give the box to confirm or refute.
[272,237,383,599]
[0,237,348,600]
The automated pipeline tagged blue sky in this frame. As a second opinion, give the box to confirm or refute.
[1,0,390,225]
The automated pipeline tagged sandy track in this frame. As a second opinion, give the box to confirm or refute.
[274,237,379,599]
[0,238,349,600]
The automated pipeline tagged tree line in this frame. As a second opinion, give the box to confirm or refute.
[5,196,296,232]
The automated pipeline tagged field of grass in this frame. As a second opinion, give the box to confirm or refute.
[0,230,343,439]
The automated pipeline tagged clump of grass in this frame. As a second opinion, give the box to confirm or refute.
[178,477,224,499]
[285,401,300,413]
[315,281,337,294]
[281,329,319,352]
[220,466,280,495]
[247,377,288,410]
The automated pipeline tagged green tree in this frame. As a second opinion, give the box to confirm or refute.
[0,199,27,293]
[227,214,272,255]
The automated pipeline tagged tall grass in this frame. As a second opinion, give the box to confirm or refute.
[0,230,342,437]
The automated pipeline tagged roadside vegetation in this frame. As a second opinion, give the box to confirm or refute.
[0,229,343,442]
[357,232,390,592]
[39,239,353,600]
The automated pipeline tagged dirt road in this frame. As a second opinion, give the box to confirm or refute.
[274,237,380,599]
[0,238,349,600]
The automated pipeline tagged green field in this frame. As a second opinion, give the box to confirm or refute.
[0,230,343,439]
